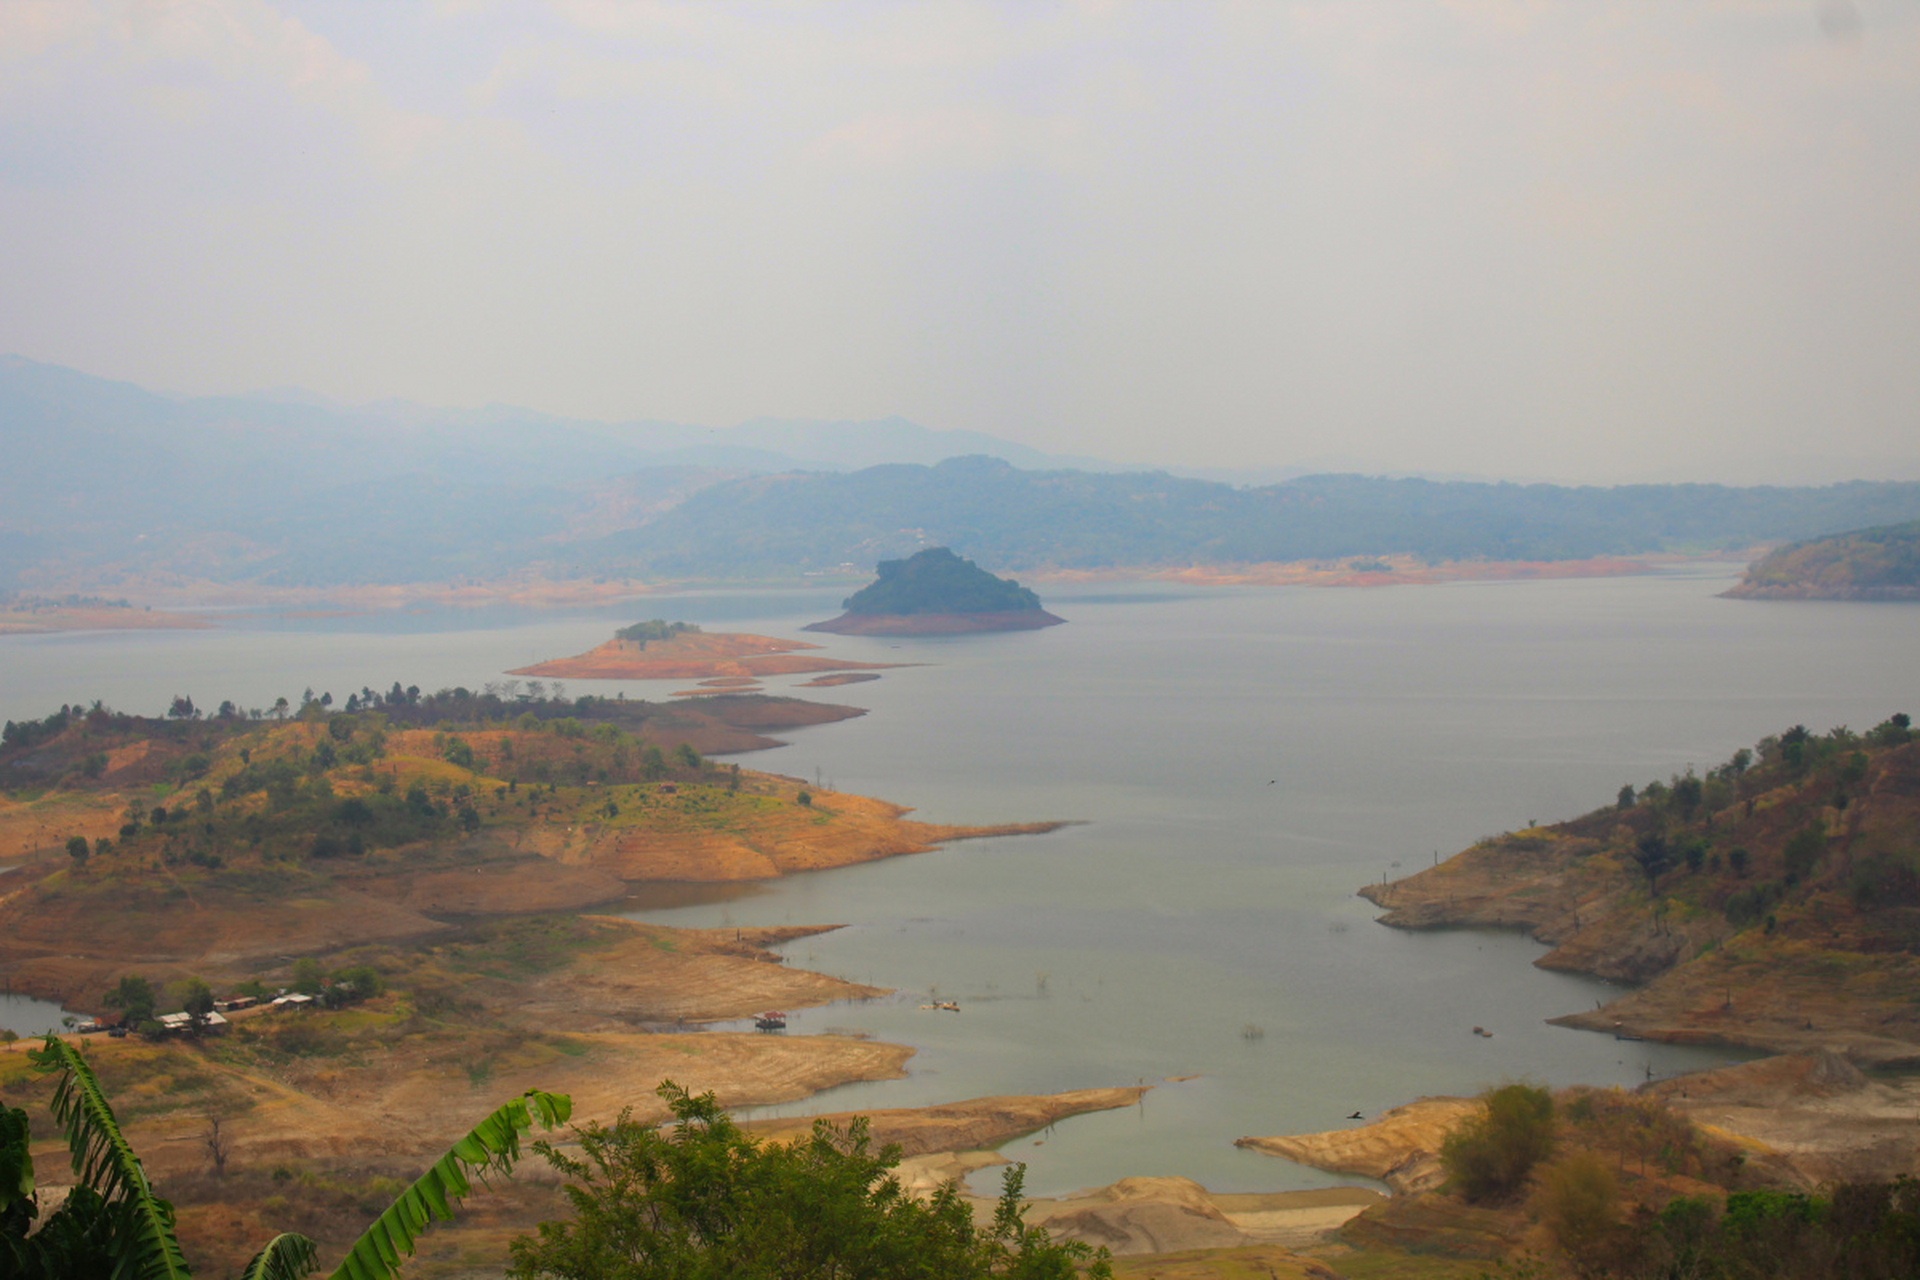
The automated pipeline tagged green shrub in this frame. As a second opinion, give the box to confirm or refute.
[1783,824,1827,883]
[507,1081,1106,1279]
[1725,880,1784,928]
[1441,1083,1555,1204]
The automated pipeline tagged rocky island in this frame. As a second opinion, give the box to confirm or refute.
[805,546,1066,635]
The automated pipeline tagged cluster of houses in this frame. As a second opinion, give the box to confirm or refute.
[71,987,327,1038]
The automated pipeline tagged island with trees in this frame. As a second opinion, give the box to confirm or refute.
[805,547,1066,635]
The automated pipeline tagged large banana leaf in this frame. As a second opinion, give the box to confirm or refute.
[28,1034,191,1280]
[328,1089,570,1280]
[239,1232,320,1280]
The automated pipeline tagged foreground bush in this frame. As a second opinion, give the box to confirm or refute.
[1565,1179,1920,1278]
[509,1081,1109,1280]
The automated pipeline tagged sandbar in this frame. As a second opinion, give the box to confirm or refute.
[510,629,904,680]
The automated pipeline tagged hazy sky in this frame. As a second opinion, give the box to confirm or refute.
[2,1,1916,483]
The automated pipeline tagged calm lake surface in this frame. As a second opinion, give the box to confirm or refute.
[3,567,1915,1193]
[0,991,72,1039]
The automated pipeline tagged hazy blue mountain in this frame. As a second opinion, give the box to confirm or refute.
[573,457,1920,577]
[718,416,1122,472]
[0,355,1140,586]
[0,354,1122,512]
[10,356,1920,590]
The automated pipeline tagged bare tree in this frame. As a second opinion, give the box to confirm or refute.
[204,1113,230,1178]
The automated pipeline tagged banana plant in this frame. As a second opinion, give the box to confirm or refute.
[324,1087,570,1280]
[2,1034,569,1279]
[15,1034,190,1280]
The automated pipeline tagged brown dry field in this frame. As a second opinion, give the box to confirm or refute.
[0,763,1063,1009]
[0,741,1125,1274]
[0,907,910,1275]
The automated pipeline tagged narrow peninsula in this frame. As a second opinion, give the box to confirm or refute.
[510,620,902,684]
[1724,518,1920,601]
[805,547,1066,635]
[1362,712,1920,1064]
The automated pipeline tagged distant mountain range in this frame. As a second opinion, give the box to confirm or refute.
[570,458,1920,578]
[7,355,1920,591]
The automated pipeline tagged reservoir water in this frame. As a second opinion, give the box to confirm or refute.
[3,567,1915,1193]
[0,991,73,1039]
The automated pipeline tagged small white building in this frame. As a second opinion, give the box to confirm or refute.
[156,1011,229,1033]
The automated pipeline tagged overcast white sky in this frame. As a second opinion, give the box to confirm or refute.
[1,1,1916,483]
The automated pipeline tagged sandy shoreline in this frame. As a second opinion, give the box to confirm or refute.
[6,551,1765,629]
[1029,552,1713,590]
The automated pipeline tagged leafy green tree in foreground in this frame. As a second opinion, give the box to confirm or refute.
[0,1034,568,1279]
[102,975,158,1031]
[509,1081,1110,1280]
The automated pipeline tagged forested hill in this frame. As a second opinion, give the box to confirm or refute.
[571,457,1920,577]
[1724,519,1920,601]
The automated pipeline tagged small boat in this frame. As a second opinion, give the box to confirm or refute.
[754,1011,787,1031]
[1472,1026,1493,1038]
